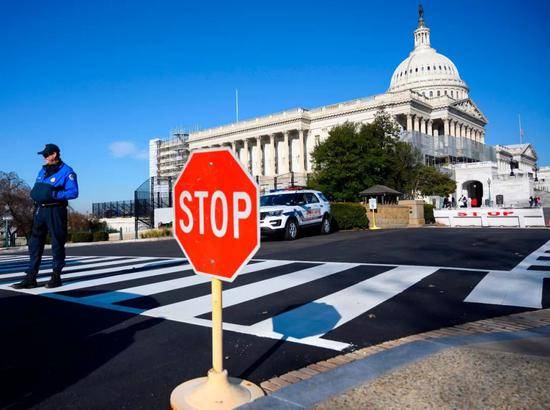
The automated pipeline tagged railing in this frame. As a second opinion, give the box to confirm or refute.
[92,201,135,218]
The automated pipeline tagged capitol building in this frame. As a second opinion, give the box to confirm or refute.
[149,7,539,207]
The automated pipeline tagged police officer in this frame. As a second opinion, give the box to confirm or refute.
[12,144,79,289]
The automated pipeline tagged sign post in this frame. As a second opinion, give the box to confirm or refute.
[368,198,380,230]
[170,148,264,409]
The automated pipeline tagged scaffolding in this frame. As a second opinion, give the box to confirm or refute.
[400,131,496,165]
[152,129,190,179]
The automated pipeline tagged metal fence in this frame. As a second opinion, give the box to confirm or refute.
[134,176,174,229]
[92,200,135,218]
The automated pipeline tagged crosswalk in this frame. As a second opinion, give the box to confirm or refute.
[465,239,550,309]
[1,242,548,351]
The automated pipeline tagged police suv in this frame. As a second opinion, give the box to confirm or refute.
[260,189,332,240]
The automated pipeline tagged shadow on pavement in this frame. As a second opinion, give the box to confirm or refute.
[0,291,161,409]
[240,302,341,379]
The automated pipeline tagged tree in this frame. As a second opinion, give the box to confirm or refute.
[0,172,34,244]
[415,166,456,197]
[309,112,457,201]
[68,211,107,233]
[309,113,401,201]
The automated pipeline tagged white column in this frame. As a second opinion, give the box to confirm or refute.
[406,114,413,131]
[427,119,433,136]
[414,116,420,132]
[444,118,450,136]
[282,131,290,174]
[256,136,263,176]
[243,139,250,171]
[421,118,427,134]
[269,134,276,176]
[298,130,305,172]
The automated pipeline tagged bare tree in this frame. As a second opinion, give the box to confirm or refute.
[0,172,34,244]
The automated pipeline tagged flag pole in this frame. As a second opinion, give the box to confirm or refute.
[236,89,239,122]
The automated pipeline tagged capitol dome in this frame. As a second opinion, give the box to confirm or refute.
[388,10,469,100]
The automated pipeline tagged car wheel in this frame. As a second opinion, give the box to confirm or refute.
[320,215,331,234]
[284,219,299,240]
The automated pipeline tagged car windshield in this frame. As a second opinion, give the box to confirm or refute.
[261,193,300,206]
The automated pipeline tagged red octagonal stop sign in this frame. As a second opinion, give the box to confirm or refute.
[173,148,260,282]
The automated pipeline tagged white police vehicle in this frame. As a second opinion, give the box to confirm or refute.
[260,188,332,240]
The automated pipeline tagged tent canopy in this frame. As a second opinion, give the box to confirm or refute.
[359,185,402,196]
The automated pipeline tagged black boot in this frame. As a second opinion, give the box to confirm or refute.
[45,272,62,289]
[11,274,38,289]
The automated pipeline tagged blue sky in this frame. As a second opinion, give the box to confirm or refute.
[1,0,549,212]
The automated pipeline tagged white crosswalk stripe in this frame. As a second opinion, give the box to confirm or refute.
[0,256,99,274]
[248,265,439,346]
[81,259,293,305]
[0,257,158,280]
[2,251,548,350]
[465,239,550,308]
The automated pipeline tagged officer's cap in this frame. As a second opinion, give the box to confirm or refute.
[37,143,60,156]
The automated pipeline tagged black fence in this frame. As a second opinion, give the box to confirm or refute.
[134,177,174,229]
[92,200,135,218]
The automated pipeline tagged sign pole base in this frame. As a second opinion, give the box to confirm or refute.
[170,369,264,409]
[170,278,264,409]
[369,210,380,230]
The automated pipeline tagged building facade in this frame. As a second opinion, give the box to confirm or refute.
[148,7,542,208]
[150,8,493,189]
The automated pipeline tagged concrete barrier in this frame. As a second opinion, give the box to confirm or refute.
[434,208,545,228]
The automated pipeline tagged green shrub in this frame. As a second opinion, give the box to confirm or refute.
[141,228,172,239]
[424,203,435,224]
[71,232,93,243]
[92,231,109,242]
[330,202,369,230]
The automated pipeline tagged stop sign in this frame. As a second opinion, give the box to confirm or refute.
[173,148,260,281]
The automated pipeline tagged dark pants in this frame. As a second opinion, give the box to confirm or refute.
[27,205,68,277]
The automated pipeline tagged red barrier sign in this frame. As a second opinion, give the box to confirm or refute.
[173,149,259,281]
[457,211,514,217]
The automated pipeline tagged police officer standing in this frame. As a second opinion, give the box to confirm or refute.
[12,144,79,289]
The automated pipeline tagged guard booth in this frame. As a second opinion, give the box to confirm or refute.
[359,185,410,228]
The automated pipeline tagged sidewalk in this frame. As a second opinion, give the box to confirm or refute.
[242,309,550,409]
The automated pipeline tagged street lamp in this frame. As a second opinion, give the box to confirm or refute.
[534,166,539,182]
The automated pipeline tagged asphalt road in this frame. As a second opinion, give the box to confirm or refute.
[1,228,549,409]
[48,227,550,271]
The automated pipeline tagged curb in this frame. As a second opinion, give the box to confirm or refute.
[243,308,550,408]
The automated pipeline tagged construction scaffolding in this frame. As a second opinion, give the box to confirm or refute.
[400,131,496,165]
[150,129,190,179]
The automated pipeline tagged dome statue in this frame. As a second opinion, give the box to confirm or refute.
[388,7,469,100]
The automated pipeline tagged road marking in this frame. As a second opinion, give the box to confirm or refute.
[142,262,358,320]
[465,240,550,308]
[0,256,135,280]
[0,258,179,287]
[2,251,548,351]
[81,259,294,305]
[248,265,438,342]
[0,256,102,274]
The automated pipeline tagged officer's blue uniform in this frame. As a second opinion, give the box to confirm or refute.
[27,162,79,276]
